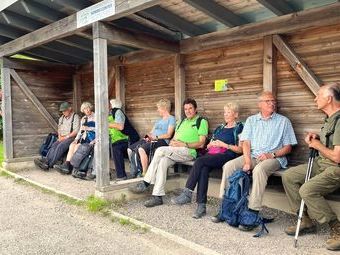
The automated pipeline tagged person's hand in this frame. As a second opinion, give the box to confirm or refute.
[243,163,252,172]
[304,132,318,145]
[257,153,273,161]
[308,138,322,149]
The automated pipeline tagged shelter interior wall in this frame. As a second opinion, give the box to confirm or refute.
[11,68,74,158]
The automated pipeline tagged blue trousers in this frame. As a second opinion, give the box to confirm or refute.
[186,151,237,204]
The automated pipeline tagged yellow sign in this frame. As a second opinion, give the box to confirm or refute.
[214,79,228,92]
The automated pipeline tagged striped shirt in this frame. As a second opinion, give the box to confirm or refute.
[240,112,297,168]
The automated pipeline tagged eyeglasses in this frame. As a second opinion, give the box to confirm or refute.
[259,100,276,104]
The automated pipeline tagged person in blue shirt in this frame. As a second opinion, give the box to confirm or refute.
[172,102,243,219]
[214,91,297,226]
[128,99,176,177]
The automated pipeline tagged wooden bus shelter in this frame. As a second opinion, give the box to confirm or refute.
[0,0,340,196]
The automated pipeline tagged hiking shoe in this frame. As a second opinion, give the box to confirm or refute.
[71,168,79,178]
[34,158,49,171]
[284,216,316,236]
[211,214,222,223]
[129,182,150,194]
[54,163,72,175]
[192,203,206,219]
[239,225,257,231]
[326,220,340,251]
[171,188,192,205]
[144,196,163,207]
[85,173,96,181]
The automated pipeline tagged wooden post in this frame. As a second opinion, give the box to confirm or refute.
[174,54,185,121]
[72,74,82,114]
[93,22,110,189]
[263,35,277,96]
[1,62,13,160]
[115,66,125,111]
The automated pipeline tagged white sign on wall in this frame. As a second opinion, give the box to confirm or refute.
[77,0,116,28]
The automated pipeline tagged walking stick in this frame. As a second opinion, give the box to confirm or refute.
[294,148,317,248]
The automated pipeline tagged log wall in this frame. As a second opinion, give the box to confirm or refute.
[11,68,74,158]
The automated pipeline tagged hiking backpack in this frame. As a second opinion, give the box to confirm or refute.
[218,170,271,237]
[39,133,58,157]
[130,140,158,177]
[70,143,94,170]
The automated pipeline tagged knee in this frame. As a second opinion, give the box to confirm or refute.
[222,161,234,175]
[193,158,205,169]
[299,183,313,200]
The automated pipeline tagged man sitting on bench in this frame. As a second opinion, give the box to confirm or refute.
[129,98,208,207]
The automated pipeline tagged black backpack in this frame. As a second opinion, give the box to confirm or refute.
[39,133,58,157]
[111,108,140,144]
[130,140,158,177]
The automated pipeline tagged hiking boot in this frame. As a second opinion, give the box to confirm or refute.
[171,188,192,205]
[192,203,206,219]
[54,162,72,175]
[71,168,79,178]
[211,214,222,223]
[129,182,150,194]
[284,216,316,236]
[326,220,340,251]
[34,158,49,171]
[239,225,257,231]
[144,196,163,208]
[85,173,96,181]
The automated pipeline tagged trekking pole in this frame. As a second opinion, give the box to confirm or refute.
[294,148,317,248]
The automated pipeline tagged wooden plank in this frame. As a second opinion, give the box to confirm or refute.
[108,65,116,99]
[180,2,340,53]
[0,0,163,57]
[9,69,58,131]
[273,34,321,95]
[263,35,276,95]
[2,58,76,72]
[93,22,110,189]
[1,64,13,159]
[257,0,295,16]
[72,74,82,113]
[184,0,248,27]
[115,66,125,111]
[95,22,179,53]
[174,54,185,121]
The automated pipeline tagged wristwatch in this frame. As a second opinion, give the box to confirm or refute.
[271,152,276,158]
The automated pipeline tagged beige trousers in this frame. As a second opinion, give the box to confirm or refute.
[144,146,194,196]
[219,155,280,210]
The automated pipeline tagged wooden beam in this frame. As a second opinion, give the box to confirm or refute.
[1,63,13,159]
[263,35,277,95]
[115,66,125,112]
[93,22,110,189]
[273,34,321,95]
[184,0,248,27]
[9,69,58,131]
[257,0,295,16]
[2,57,76,71]
[141,6,208,36]
[174,54,185,121]
[180,2,340,54]
[0,0,163,57]
[72,74,82,114]
[95,22,179,53]
[108,65,116,99]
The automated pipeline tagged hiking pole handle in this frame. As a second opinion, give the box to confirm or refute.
[309,148,317,158]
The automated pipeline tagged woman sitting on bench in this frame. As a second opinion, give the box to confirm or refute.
[172,102,243,219]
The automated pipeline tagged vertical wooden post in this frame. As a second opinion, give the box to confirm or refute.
[263,35,277,96]
[115,66,125,111]
[93,22,110,189]
[72,74,82,114]
[1,60,13,160]
[174,54,185,121]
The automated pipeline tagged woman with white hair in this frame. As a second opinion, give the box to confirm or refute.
[109,98,139,181]
[171,102,243,219]
[128,98,176,177]
[55,101,95,174]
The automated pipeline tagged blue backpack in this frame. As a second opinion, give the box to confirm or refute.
[218,170,272,237]
[39,133,58,157]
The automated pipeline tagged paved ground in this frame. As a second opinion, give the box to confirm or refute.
[0,176,199,255]
[5,168,338,255]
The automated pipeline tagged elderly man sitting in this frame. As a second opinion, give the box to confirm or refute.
[34,102,80,170]
[130,98,208,207]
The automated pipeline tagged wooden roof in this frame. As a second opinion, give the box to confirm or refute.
[0,0,338,64]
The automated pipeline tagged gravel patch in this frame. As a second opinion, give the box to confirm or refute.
[0,177,199,255]
[115,190,335,255]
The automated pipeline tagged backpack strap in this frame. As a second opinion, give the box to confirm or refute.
[70,113,76,133]
[325,115,340,148]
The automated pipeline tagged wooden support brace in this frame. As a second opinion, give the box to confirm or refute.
[273,34,321,95]
[10,69,58,131]
[174,54,185,121]
[263,35,277,96]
